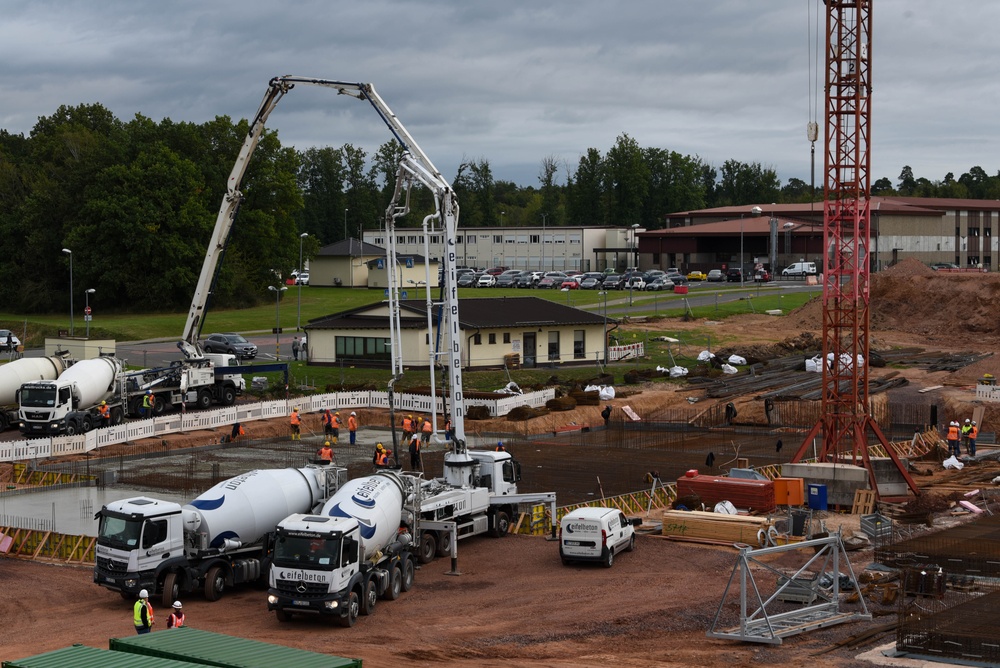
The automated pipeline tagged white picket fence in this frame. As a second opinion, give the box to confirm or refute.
[608,342,644,361]
[0,387,555,463]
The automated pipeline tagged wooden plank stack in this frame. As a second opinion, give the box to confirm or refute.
[662,509,772,544]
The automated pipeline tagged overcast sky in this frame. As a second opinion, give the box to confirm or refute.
[2,1,998,191]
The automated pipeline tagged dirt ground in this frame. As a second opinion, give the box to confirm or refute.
[4,260,1000,667]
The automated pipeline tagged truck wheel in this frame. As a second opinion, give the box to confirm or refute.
[81,414,94,432]
[626,534,636,552]
[401,558,415,592]
[221,385,237,405]
[161,572,179,608]
[275,608,292,623]
[491,510,511,538]
[204,565,226,601]
[129,397,145,418]
[65,421,78,436]
[196,389,212,410]
[382,565,401,601]
[339,591,359,628]
[435,530,453,557]
[152,395,167,415]
[361,578,377,616]
[602,547,614,569]
[110,407,125,425]
[418,532,437,564]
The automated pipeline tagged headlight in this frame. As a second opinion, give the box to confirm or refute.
[267,594,278,605]
[324,600,339,610]
[125,578,138,588]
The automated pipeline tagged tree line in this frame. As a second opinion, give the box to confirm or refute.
[1,103,996,314]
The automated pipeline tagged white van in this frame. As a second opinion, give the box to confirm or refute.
[559,507,639,567]
[782,261,817,276]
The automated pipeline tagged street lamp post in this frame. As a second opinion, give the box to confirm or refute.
[630,223,640,270]
[598,290,609,364]
[84,289,95,338]
[297,232,308,331]
[268,285,288,359]
[61,248,74,336]
[742,206,763,287]
[541,213,547,272]
[500,211,506,227]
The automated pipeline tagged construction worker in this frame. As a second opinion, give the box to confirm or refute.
[601,405,612,426]
[166,601,185,629]
[444,416,452,441]
[495,441,506,452]
[420,414,432,444]
[98,400,111,428]
[332,412,343,444]
[290,407,301,441]
[348,411,358,446]
[142,390,155,418]
[373,443,389,468]
[292,336,301,361]
[322,409,334,439]
[946,421,961,458]
[401,415,414,444]
[968,420,978,457]
[230,422,245,442]
[961,419,972,453]
[409,430,421,470]
[133,589,154,634]
[317,441,334,462]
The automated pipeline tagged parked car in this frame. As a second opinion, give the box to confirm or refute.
[781,261,818,276]
[706,269,725,282]
[602,274,625,290]
[687,270,707,281]
[512,271,536,288]
[726,268,743,282]
[457,272,477,288]
[559,506,639,568]
[623,276,646,290]
[494,273,517,288]
[930,262,960,270]
[559,278,581,290]
[535,272,567,289]
[643,270,666,282]
[294,272,310,285]
[665,272,688,285]
[579,276,602,290]
[476,273,497,288]
[202,332,257,359]
[644,277,674,291]
[0,329,21,351]
[484,266,509,276]
[753,269,772,282]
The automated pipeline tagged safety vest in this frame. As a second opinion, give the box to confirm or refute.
[168,612,185,628]
[947,424,960,440]
[323,412,333,427]
[99,404,110,419]
[444,419,451,432]
[318,447,333,461]
[961,423,972,436]
[348,415,357,431]
[290,412,300,426]
[970,425,978,439]
[143,394,154,409]
[134,599,153,627]
[375,451,388,466]
[421,419,432,434]
[402,417,413,432]
[333,415,342,428]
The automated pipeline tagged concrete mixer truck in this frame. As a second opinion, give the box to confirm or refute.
[0,355,71,431]
[94,464,347,608]
[18,355,127,435]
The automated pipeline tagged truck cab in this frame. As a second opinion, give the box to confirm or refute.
[468,449,521,496]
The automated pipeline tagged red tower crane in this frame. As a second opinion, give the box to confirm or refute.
[791,0,919,497]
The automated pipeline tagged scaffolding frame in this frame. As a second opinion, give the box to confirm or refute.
[707,533,871,644]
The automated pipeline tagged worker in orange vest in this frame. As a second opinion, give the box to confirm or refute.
[290,407,301,441]
[968,420,978,457]
[166,601,185,629]
[348,411,358,445]
[946,420,960,458]
[98,400,111,428]
[420,415,433,444]
[373,443,389,467]
[317,441,334,462]
[444,416,452,441]
[401,415,414,444]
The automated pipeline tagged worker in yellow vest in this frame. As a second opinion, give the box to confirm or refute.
[133,589,154,634]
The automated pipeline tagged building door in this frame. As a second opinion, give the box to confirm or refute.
[523,332,536,368]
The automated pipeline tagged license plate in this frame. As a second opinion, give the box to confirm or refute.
[292,600,310,607]
[565,541,580,546]
[104,577,116,583]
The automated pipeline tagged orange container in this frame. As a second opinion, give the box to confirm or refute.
[774,477,805,506]
[674,285,689,295]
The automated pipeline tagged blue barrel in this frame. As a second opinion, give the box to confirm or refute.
[807,483,828,510]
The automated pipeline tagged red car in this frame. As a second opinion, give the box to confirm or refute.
[754,269,771,282]
[560,279,580,290]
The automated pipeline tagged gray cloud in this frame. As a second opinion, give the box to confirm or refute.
[2,1,998,189]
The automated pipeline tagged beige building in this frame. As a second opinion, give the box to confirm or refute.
[304,296,613,370]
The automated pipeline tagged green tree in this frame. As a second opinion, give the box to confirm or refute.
[603,134,649,228]
[567,148,604,227]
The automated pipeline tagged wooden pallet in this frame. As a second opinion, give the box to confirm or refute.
[852,489,877,515]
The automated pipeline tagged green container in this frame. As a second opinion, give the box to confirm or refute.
[3,644,207,668]
[109,628,361,668]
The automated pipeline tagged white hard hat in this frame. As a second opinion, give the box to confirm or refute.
[139,589,149,598]
[965,418,971,423]
[350,411,356,416]
[172,601,183,609]
[972,421,977,425]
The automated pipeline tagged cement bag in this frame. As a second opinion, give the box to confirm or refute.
[727,355,747,365]
[669,366,688,378]
[598,386,616,401]
[942,455,964,470]
[805,355,823,373]
[714,500,738,514]
[697,350,715,362]
[721,363,738,375]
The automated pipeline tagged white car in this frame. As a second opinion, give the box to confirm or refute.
[559,507,639,567]
[295,272,310,285]
[476,274,497,288]
[0,329,21,351]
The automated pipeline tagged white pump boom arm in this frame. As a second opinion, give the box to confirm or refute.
[178,76,468,447]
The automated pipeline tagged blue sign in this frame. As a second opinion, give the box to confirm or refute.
[376,259,385,269]
[401,291,408,299]
[405,258,413,268]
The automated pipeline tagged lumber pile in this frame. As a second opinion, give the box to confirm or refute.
[662,509,772,545]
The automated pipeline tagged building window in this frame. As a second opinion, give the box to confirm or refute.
[474,333,482,345]
[374,236,384,245]
[336,336,392,362]
[503,332,511,344]
[488,333,496,344]
[407,235,419,244]
[574,330,585,359]
[493,235,503,244]
[530,235,539,244]
[547,331,560,361]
